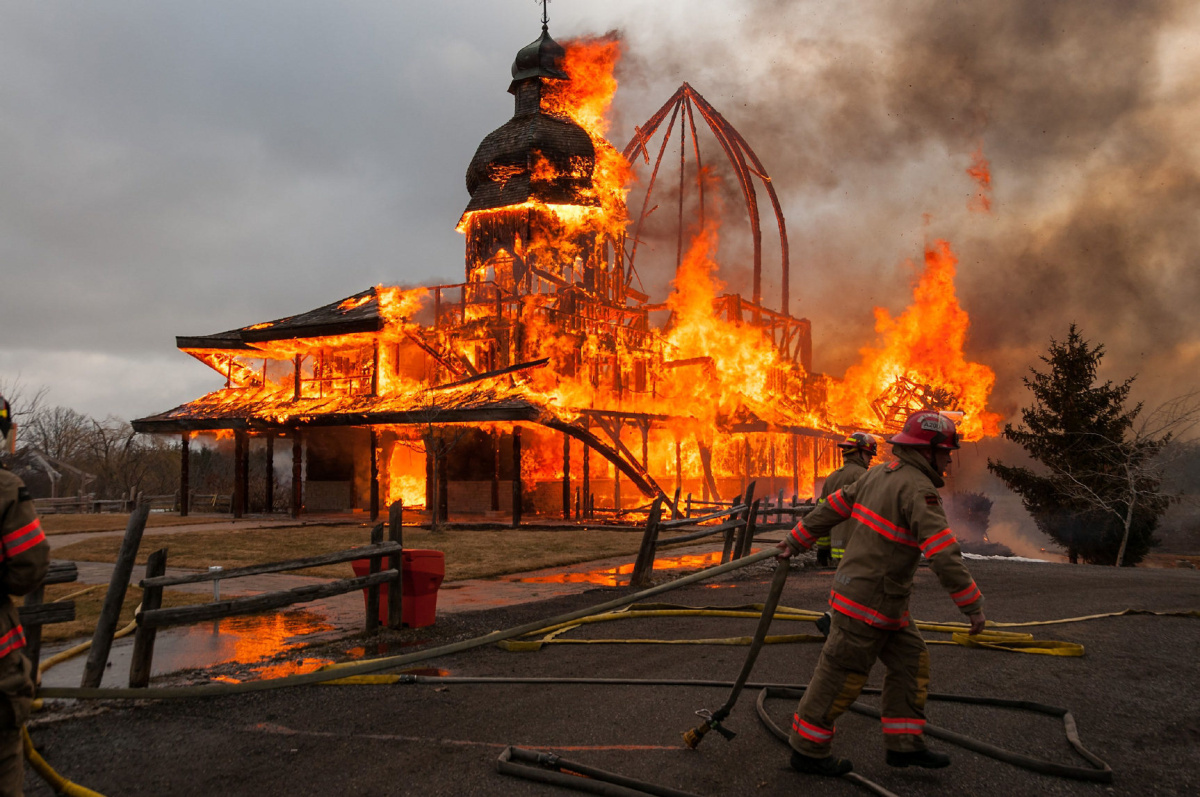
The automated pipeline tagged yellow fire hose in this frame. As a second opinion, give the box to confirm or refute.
[491,603,1105,657]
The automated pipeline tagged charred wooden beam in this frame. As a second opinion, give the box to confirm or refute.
[291,428,303,519]
[511,426,523,528]
[432,357,550,392]
[264,433,274,513]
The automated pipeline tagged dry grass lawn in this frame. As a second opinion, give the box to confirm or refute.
[37,582,210,644]
[41,513,235,535]
[51,524,685,582]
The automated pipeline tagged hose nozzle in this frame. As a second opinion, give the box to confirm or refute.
[682,708,736,749]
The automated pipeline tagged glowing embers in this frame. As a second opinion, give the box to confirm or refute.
[511,549,730,587]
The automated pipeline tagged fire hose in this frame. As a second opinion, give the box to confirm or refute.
[33,547,1157,795]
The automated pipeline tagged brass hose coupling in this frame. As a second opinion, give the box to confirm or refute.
[682,708,736,749]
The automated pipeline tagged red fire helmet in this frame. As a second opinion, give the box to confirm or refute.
[889,411,961,450]
[837,432,878,457]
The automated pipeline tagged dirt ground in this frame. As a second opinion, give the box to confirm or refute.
[25,559,1200,797]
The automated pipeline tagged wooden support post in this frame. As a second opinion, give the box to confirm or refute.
[630,496,664,588]
[582,424,591,518]
[491,430,501,512]
[698,440,719,501]
[777,488,785,524]
[791,434,799,500]
[685,492,692,518]
[179,432,190,517]
[741,436,751,497]
[129,547,168,688]
[369,429,380,522]
[387,502,403,629]
[561,433,571,520]
[437,440,449,524]
[425,433,435,517]
[672,486,682,520]
[511,426,522,528]
[674,437,682,495]
[241,431,251,514]
[639,420,649,471]
[232,431,245,518]
[291,428,303,519]
[366,523,383,633]
[82,504,150,688]
[613,458,621,512]
[812,438,820,497]
[293,354,302,400]
[264,433,274,513]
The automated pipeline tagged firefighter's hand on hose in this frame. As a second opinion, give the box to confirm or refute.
[775,541,794,560]
[967,611,987,635]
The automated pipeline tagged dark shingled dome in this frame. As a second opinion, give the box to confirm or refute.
[462,27,596,215]
[510,28,569,85]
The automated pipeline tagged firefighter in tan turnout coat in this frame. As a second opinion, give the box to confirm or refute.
[0,397,50,796]
[814,432,877,567]
[777,411,986,776]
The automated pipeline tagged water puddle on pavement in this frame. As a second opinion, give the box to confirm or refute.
[511,550,754,587]
[159,609,336,680]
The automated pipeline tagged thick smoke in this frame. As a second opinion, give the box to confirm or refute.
[614,0,1199,415]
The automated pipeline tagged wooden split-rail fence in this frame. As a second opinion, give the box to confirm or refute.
[628,481,816,588]
[71,503,409,689]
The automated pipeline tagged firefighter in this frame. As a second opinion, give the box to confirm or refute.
[0,396,50,796]
[776,410,986,777]
[814,432,877,567]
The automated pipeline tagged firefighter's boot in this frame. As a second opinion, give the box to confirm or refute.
[790,751,853,776]
[886,749,951,769]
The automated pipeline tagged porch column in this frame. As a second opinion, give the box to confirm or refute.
[179,432,190,517]
[232,431,245,518]
[511,426,522,527]
[582,420,591,518]
[291,428,303,519]
[369,428,380,521]
[491,430,501,512]
[264,433,274,513]
[562,432,570,520]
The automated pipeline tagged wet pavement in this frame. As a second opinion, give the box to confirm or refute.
[40,537,760,688]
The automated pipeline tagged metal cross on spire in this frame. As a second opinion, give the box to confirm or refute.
[538,0,550,31]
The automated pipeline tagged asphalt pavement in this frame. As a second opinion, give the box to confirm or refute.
[26,555,1200,796]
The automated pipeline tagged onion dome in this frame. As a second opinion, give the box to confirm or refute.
[461,27,597,216]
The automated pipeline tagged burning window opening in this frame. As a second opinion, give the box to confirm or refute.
[133,24,1000,525]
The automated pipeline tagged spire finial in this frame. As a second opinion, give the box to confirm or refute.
[540,0,550,31]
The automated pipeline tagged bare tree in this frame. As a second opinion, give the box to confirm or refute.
[1052,391,1200,566]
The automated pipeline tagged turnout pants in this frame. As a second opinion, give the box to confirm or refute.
[790,611,930,757]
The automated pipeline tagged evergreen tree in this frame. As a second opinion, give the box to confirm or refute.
[988,325,1166,565]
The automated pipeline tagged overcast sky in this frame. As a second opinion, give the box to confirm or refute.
[2,0,1198,427]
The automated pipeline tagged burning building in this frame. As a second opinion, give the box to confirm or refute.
[132,22,999,523]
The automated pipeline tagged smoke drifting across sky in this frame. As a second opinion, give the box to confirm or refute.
[2,0,1198,428]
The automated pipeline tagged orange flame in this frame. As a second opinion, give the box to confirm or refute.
[827,240,1001,441]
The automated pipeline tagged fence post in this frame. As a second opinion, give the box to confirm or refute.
[736,499,760,560]
[22,585,44,675]
[129,547,168,688]
[387,502,403,630]
[82,504,150,688]
[366,523,383,633]
[672,486,682,520]
[630,496,664,589]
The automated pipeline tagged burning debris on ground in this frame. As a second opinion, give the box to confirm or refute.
[132,23,1000,526]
